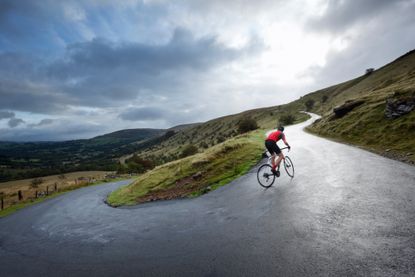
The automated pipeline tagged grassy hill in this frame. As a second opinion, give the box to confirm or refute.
[122,101,308,167]
[303,49,415,164]
[108,103,310,206]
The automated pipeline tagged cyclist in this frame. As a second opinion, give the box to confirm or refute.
[265,126,291,176]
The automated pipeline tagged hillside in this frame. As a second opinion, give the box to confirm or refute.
[108,49,415,207]
[0,128,166,182]
[109,103,310,206]
[302,49,415,164]
[124,48,415,169]
[121,101,308,168]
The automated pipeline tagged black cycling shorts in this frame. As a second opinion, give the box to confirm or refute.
[265,139,281,155]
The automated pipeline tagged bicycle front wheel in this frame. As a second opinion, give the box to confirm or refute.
[257,164,275,188]
[284,156,294,178]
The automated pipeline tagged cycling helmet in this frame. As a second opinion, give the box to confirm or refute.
[278,126,284,132]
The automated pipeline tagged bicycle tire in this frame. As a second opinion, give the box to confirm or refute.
[257,164,276,188]
[284,156,294,178]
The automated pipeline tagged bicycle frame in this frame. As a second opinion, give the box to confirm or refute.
[267,147,290,164]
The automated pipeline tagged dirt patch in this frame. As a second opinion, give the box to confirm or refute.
[136,175,207,203]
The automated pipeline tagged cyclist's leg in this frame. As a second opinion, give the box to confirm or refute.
[270,153,277,169]
[273,145,284,170]
[265,140,277,169]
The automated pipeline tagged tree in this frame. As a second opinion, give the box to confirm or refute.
[238,117,258,134]
[164,130,176,139]
[365,68,374,75]
[30,178,43,188]
[199,142,209,149]
[126,155,155,173]
[217,134,226,143]
[181,144,198,158]
[279,114,296,126]
[305,99,315,111]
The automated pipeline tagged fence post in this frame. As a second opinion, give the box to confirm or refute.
[18,190,23,201]
[35,190,38,199]
[54,183,57,192]
[46,186,49,196]
[1,194,3,210]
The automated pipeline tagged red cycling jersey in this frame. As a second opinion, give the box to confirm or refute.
[267,130,287,144]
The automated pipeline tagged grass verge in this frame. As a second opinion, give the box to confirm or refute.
[107,130,265,206]
[306,95,415,165]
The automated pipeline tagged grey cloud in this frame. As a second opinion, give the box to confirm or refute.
[119,107,166,121]
[28,118,54,128]
[37,118,53,126]
[0,110,15,119]
[49,28,260,78]
[303,6,415,90]
[0,79,73,114]
[118,105,204,127]
[8,117,24,128]
[0,119,103,141]
[0,28,262,114]
[307,0,412,33]
[0,0,89,50]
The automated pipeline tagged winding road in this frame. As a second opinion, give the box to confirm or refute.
[1,114,415,276]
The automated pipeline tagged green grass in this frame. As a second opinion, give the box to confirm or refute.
[108,111,310,207]
[107,130,266,206]
[307,100,415,164]
[297,50,415,165]
[130,101,309,166]
[0,177,134,218]
[306,88,415,164]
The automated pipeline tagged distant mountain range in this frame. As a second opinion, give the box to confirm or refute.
[0,126,194,182]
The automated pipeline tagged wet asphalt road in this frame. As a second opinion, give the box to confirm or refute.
[1,114,415,277]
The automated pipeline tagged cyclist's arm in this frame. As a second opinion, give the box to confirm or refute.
[282,134,290,148]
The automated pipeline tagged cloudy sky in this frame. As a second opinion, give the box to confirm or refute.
[1,0,414,141]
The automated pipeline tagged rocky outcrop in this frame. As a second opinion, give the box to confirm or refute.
[385,94,415,119]
[333,100,365,118]
[192,171,203,180]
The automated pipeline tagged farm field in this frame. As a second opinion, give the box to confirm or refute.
[0,171,113,213]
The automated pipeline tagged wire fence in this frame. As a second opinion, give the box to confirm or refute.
[0,177,99,211]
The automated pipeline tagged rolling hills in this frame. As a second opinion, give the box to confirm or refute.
[108,49,415,206]
[0,128,166,182]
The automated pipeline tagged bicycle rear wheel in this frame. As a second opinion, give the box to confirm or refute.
[257,164,275,188]
[284,156,294,178]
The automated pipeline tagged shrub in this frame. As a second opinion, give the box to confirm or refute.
[164,130,176,139]
[305,99,315,111]
[238,117,258,134]
[217,135,226,143]
[30,178,43,188]
[122,155,155,174]
[181,144,198,158]
[279,114,296,126]
[200,142,209,149]
[322,95,328,103]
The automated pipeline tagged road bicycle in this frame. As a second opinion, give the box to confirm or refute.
[257,147,294,188]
